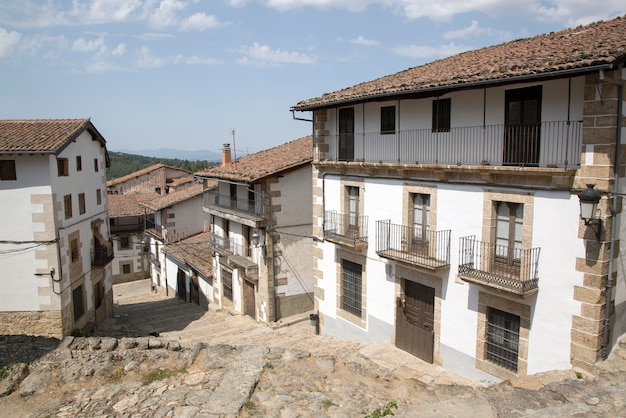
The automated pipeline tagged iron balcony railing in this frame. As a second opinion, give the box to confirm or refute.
[204,189,265,218]
[376,220,450,269]
[145,219,163,240]
[324,210,368,246]
[149,252,160,268]
[209,232,252,258]
[317,120,582,168]
[458,236,540,294]
[91,246,114,267]
[110,222,143,233]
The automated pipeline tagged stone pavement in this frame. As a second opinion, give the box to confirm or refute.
[0,279,625,417]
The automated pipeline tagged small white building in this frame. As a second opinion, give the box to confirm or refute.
[0,118,113,337]
[195,137,314,323]
[292,16,626,380]
[139,183,207,291]
[108,192,156,284]
[107,163,190,196]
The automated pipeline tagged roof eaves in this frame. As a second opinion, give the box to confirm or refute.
[291,61,619,111]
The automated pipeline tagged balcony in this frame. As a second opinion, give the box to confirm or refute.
[458,236,540,297]
[145,219,164,240]
[150,253,160,268]
[110,222,143,234]
[324,210,368,249]
[203,190,265,226]
[316,120,582,169]
[209,232,258,279]
[376,220,450,271]
[91,246,114,268]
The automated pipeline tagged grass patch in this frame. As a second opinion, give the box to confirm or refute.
[575,371,583,379]
[0,365,11,380]
[103,365,126,383]
[263,362,274,370]
[322,399,337,409]
[243,400,256,412]
[142,367,186,385]
[365,400,398,418]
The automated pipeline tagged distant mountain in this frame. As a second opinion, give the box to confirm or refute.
[113,148,222,162]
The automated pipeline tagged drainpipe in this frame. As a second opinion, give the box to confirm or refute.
[599,68,624,359]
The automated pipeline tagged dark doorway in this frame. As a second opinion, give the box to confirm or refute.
[338,108,355,161]
[190,274,200,306]
[395,280,435,363]
[504,86,542,166]
[244,280,256,318]
[176,268,187,302]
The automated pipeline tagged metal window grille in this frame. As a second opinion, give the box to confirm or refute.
[341,259,362,317]
[486,307,520,372]
[222,269,233,301]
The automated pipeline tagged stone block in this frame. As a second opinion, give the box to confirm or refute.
[571,315,604,334]
[580,302,606,321]
[571,329,603,350]
[574,285,606,304]
[582,127,619,145]
[570,342,602,365]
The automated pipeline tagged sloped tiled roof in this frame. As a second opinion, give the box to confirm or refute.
[107,163,190,187]
[108,193,158,217]
[138,181,215,211]
[195,136,312,183]
[292,15,626,110]
[168,176,195,187]
[0,118,106,154]
[162,232,213,277]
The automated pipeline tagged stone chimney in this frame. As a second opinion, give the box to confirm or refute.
[222,143,232,167]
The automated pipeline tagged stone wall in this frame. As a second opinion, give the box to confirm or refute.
[0,311,63,338]
[275,292,314,319]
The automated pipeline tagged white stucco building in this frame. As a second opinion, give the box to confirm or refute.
[0,118,113,337]
[291,16,626,380]
[195,138,314,323]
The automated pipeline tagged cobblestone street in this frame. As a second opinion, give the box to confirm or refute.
[1,279,625,417]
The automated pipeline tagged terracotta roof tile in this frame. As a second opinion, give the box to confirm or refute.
[0,118,105,154]
[107,164,191,187]
[108,193,158,217]
[195,136,312,183]
[138,181,215,211]
[292,15,626,110]
[162,232,213,277]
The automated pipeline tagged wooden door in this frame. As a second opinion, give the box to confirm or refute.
[176,268,187,302]
[503,86,542,166]
[244,280,256,318]
[190,274,200,306]
[338,108,354,161]
[395,280,434,363]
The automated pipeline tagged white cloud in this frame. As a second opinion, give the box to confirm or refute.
[443,20,484,39]
[72,35,105,52]
[180,12,221,31]
[173,53,221,64]
[137,32,175,40]
[82,0,143,23]
[134,45,166,68]
[392,42,470,59]
[146,0,187,28]
[350,35,379,46]
[111,43,126,56]
[236,42,316,67]
[0,27,21,57]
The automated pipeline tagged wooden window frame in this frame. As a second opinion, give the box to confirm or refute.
[78,193,86,215]
[76,156,82,172]
[64,194,73,219]
[96,189,102,205]
[0,160,16,180]
[94,158,99,172]
[432,98,451,133]
[57,158,69,177]
[122,263,131,274]
[120,236,130,249]
[380,106,396,135]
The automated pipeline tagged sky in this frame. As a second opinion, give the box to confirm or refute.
[1,1,626,157]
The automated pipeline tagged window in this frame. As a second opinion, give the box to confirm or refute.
[341,260,362,317]
[230,183,237,207]
[94,158,99,172]
[486,307,520,372]
[380,106,396,134]
[412,193,430,241]
[57,158,69,176]
[347,186,359,228]
[155,187,161,194]
[72,285,85,321]
[432,98,451,132]
[70,238,79,262]
[96,189,102,205]
[120,236,130,249]
[0,160,16,180]
[76,156,82,171]
[94,280,104,309]
[222,269,233,301]
[495,202,523,270]
[122,264,131,274]
[64,194,72,219]
[78,193,86,215]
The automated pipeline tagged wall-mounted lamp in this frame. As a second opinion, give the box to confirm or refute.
[578,184,602,239]
[35,267,55,280]
[251,230,260,247]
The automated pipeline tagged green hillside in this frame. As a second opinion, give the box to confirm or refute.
[107,151,217,180]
